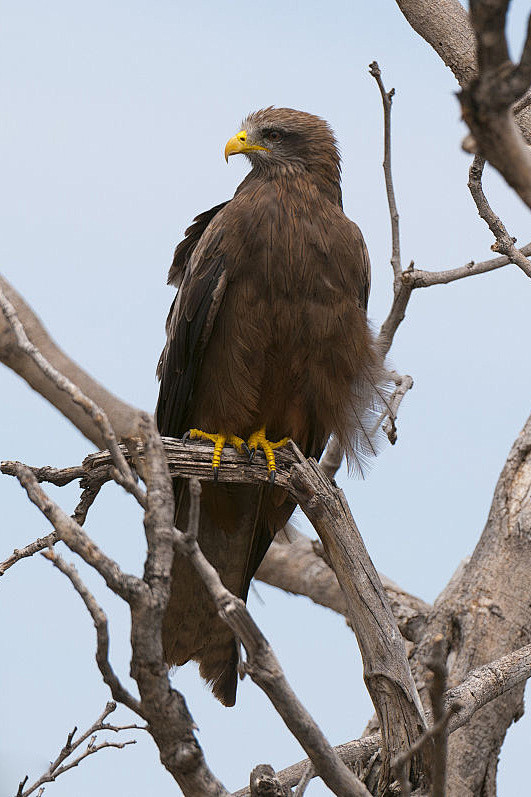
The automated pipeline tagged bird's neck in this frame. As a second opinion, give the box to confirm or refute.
[243,162,343,207]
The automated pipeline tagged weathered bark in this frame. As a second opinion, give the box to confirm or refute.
[410,413,531,796]
[288,454,427,791]
[256,531,431,644]
[395,0,531,143]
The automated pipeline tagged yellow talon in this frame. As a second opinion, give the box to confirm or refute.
[247,426,289,474]
[187,429,247,477]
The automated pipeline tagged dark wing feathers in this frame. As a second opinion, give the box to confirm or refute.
[156,203,229,436]
[167,201,228,288]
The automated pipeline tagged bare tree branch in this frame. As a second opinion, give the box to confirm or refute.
[249,765,290,797]
[288,450,427,789]
[15,702,142,797]
[459,1,531,209]
[402,243,531,287]
[4,462,139,600]
[42,548,143,714]
[468,154,531,277]
[177,478,372,797]
[427,635,450,797]
[293,764,314,797]
[379,371,414,446]
[236,642,531,795]
[0,470,105,575]
[369,61,402,290]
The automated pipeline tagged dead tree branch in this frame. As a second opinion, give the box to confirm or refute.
[249,765,289,796]
[0,470,105,575]
[409,409,531,795]
[177,478,372,797]
[256,531,431,643]
[15,702,141,797]
[42,548,143,714]
[468,154,531,277]
[459,0,531,209]
[288,449,427,790]
[369,61,402,290]
[234,641,531,795]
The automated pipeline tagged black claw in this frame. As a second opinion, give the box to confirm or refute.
[269,470,276,486]
[249,447,256,462]
[182,430,191,445]
[213,466,219,483]
[242,442,251,458]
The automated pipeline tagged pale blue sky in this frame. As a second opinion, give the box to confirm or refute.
[1,2,530,795]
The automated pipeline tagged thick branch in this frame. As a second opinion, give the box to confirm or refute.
[410,410,531,796]
[256,532,430,643]
[288,450,427,790]
[235,642,531,795]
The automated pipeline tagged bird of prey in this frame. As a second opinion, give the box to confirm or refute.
[156,107,383,706]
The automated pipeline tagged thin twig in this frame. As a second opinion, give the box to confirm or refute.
[6,462,139,599]
[373,371,414,445]
[468,154,531,278]
[16,702,143,797]
[235,642,531,795]
[403,243,531,288]
[42,549,144,715]
[0,473,105,575]
[369,61,402,289]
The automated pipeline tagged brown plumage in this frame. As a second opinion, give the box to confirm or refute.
[156,108,383,705]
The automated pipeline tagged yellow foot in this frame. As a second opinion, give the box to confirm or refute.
[247,426,289,484]
[183,428,248,480]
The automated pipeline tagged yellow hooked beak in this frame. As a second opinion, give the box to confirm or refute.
[224,129,269,162]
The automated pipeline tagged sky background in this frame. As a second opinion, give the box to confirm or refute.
[1,1,531,795]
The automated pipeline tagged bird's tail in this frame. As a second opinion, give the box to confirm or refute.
[163,480,293,706]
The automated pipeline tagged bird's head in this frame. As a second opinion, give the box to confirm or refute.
[225,107,341,196]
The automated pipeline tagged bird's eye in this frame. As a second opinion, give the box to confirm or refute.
[264,129,283,143]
